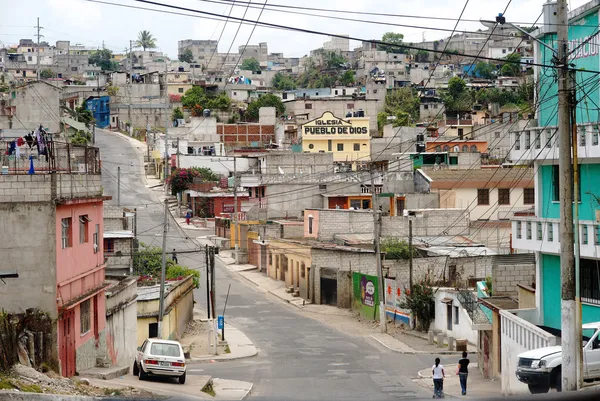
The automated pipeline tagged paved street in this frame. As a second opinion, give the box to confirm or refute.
[96,128,452,400]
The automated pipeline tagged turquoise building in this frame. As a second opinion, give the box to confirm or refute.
[511,1,600,331]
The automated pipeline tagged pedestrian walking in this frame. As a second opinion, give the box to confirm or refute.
[457,351,470,395]
[172,249,178,264]
[185,211,191,225]
[432,357,445,399]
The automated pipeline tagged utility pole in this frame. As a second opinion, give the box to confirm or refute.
[176,137,180,167]
[93,73,99,144]
[210,246,216,317]
[35,17,42,81]
[128,40,133,135]
[370,166,386,333]
[117,166,121,206]
[163,62,169,188]
[233,156,239,264]
[133,208,138,274]
[409,219,413,294]
[557,0,577,391]
[157,200,168,338]
[206,244,211,319]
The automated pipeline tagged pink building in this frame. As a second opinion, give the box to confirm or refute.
[0,141,109,377]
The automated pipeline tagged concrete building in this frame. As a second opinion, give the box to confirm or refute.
[0,141,109,377]
[323,35,350,52]
[136,275,194,345]
[105,275,138,368]
[103,206,135,276]
[178,39,218,64]
[0,81,61,132]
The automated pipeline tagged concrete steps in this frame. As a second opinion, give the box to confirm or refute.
[80,365,129,380]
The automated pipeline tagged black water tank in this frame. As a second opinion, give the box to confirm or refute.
[203,109,211,117]
[416,143,426,153]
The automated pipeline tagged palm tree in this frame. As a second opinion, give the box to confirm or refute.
[136,30,157,51]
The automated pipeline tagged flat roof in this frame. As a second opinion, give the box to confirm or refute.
[424,168,534,189]
[104,230,134,239]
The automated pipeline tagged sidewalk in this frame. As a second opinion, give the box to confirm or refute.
[413,363,501,399]
[180,308,258,362]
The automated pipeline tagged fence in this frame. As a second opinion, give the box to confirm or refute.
[0,139,100,175]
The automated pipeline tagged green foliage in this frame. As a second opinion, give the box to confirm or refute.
[246,93,285,121]
[134,243,200,288]
[171,107,184,121]
[500,52,522,77]
[167,167,218,194]
[181,86,231,111]
[377,87,420,131]
[0,75,8,93]
[324,51,347,70]
[271,72,296,90]
[381,238,415,260]
[340,70,355,86]
[485,276,493,296]
[40,69,56,79]
[166,264,200,288]
[178,49,194,63]
[227,113,240,123]
[441,77,473,112]
[107,85,119,96]
[379,32,405,53]
[414,50,429,62]
[136,30,157,51]
[474,62,496,79]
[69,130,91,145]
[377,112,390,132]
[89,49,119,71]
[241,57,261,73]
[475,81,533,110]
[399,275,436,331]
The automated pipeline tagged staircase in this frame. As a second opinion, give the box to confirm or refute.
[456,289,490,325]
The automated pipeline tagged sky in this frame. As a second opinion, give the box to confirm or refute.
[0,0,591,59]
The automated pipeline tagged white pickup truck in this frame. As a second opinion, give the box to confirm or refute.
[516,322,600,393]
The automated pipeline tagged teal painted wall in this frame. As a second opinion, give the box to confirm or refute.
[538,10,600,127]
[539,164,600,220]
[542,254,600,330]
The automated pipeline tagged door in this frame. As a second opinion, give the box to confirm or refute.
[93,296,99,346]
[59,309,76,377]
[446,304,453,331]
[396,198,405,216]
[584,330,600,378]
[483,331,490,378]
[320,278,337,305]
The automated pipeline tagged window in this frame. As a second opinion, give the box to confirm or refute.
[347,103,354,109]
[596,225,600,245]
[583,225,589,245]
[461,145,469,152]
[61,218,72,249]
[80,299,91,334]
[593,127,599,145]
[308,215,313,234]
[93,224,99,253]
[502,49,507,54]
[548,223,554,242]
[433,104,438,109]
[373,89,378,94]
[470,145,478,153]
[516,221,522,239]
[353,143,360,151]
[535,133,541,149]
[537,222,543,240]
[435,145,441,152]
[79,215,90,244]
[350,199,361,209]
[498,189,510,205]
[546,130,553,148]
[580,127,587,146]
[328,140,332,151]
[308,144,314,149]
[178,87,184,93]
[443,145,450,152]
[423,104,429,110]
[526,222,532,240]
[305,103,312,109]
[104,238,114,254]
[515,134,521,150]
[525,131,531,149]
[150,343,181,357]
[453,306,459,325]
[524,188,535,204]
[71,67,77,71]
[27,56,32,61]
[148,323,158,338]
[458,128,464,139]
[337,143,344,151]
[495,131,501,138]
[477,189,490,205]
[581,259,600,304]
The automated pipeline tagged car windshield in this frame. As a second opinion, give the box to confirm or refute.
[150,343,181,357]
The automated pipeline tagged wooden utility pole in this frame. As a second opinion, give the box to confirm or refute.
[370,166,386,333]
[206,244,211,319]
[409,219,413,294]
[128,40,133,134]
[557,0,577,391]
[117,166,121,206]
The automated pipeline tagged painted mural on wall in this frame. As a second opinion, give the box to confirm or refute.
[352,272,379,320]
[384,278,412,326]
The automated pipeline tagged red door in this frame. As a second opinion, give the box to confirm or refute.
[59,309,76,377]
[93,296,99,346]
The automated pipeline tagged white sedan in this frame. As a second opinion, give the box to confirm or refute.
[133,338,187,384]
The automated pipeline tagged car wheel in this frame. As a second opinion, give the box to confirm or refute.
[553,368,562,392]
[528,383,549,394]
[178,372,186,385]
[132,360,139,376]
[138,365,147,381]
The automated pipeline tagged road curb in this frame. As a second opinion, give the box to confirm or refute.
[242,382,254,400]
[370,334,467,355]
[187,348,258,363]
[99,128,149,187]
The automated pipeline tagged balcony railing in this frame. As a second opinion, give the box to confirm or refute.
[0,139,100,175]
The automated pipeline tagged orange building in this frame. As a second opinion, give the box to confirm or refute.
[426,140,488,153]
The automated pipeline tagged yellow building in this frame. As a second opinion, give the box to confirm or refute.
[267,239,312,300]
[301,111,370,169]
[167,72,193,96]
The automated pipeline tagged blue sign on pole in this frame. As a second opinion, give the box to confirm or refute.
[217,315,224,330]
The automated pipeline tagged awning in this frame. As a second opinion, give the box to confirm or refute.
[440,297,453,304]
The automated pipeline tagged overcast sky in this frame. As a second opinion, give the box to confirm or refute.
[0,0,590,59]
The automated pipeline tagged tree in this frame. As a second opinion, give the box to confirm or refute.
[178,49,194,63]
[40,69,56,79]
[246,94,285,121]
[134,243,200,288]
[474,62,496,79]
[62,105,95,128]
[271,72,296,90]
[414,50,429,63]
[88,49,119,71]
[136,30,157,51]
[399,275,436,331]
[241,57,261,73]
[171,107,184,121]
[381,238,416,260]
[340,70,355,86]
[378,32,405,53]
[324,51,346,70]
[181,86,231,111]
[500,52,522,77]
[167,167,219,195]
[69,130,91,145]
[442,77,473,111]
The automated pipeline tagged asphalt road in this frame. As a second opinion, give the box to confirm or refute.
[96,129,449,401]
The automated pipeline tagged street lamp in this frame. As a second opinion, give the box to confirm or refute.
[480,14,556,55]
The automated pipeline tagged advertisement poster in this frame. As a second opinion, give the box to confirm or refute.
[352,272,379,320]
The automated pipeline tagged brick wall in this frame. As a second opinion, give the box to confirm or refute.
[492,263,535,295]
[217,124,275,145]
[0,174,103,203]
[105,238,133,274]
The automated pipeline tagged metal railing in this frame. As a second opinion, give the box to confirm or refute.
[0,139,100,174]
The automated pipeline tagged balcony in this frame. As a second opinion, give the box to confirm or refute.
[512,217,600,258]
[511,123,600,163]
[239,171,379,186]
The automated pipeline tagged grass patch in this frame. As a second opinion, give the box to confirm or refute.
[103,388,123,396]
[0,378,15,390]
[224,344,231,354]
[19,384,42,393]
[201,381,216,397]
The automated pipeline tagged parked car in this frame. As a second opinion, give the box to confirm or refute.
[133,338,186,384]
[516,322,600,394]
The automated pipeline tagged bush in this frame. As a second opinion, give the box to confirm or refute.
[381,238,415,260]
[399,275,436,331]
[166,265,200,288]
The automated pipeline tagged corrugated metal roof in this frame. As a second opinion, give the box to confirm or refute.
[104,230,134,239]
[137,284,172,301]
[62,117,89,133]
[425,168,534,188]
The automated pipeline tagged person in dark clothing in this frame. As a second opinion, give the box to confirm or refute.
[457,351,470,395]
[172,249,178,264]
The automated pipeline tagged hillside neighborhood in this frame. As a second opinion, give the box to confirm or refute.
[0,0,599,399]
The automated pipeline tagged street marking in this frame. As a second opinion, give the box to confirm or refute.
[188,369,205,372]
[329,363,349,366]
